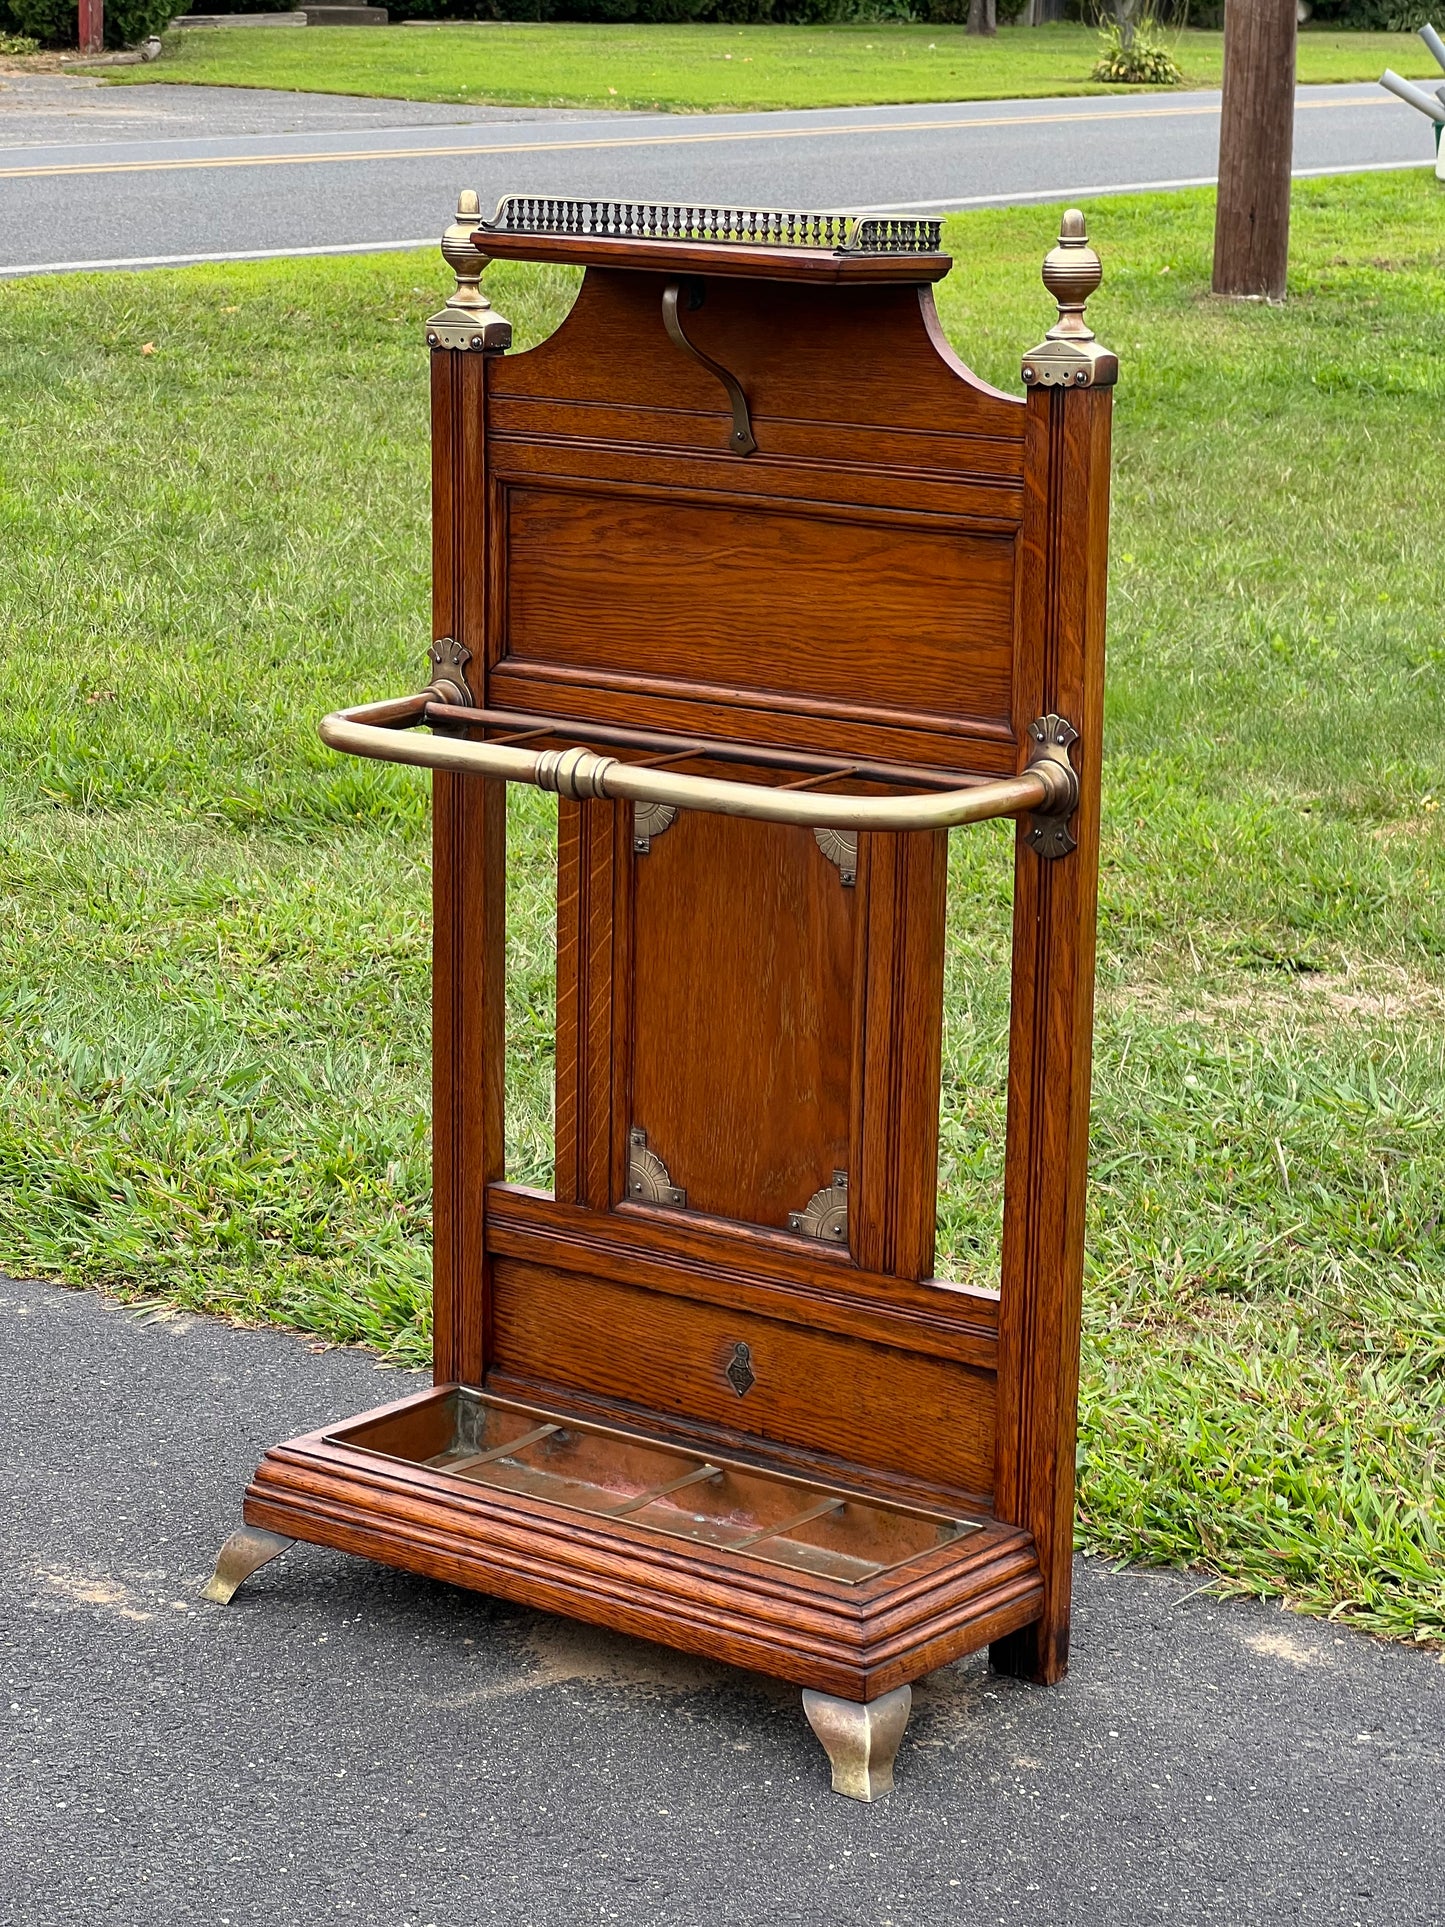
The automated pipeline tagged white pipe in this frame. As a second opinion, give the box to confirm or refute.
[1380,68,1445,122]
[1419,24,1445,75]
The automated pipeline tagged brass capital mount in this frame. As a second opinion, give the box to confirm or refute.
[426,189,513,353]
[1021,209,1117,392]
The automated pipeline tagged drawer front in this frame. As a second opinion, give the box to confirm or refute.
[489,1258,995,1502]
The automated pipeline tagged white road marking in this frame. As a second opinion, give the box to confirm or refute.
[0,237,438,276]
[852,154,1433,211]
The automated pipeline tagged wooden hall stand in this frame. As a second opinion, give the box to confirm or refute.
[204,193,1116,1802]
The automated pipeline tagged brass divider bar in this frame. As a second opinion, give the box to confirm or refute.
[606,1464,722,1518]
[733,1497,847,1550]
[435,1421,561,1477]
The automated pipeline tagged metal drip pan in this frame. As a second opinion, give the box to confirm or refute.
[326,1388,979,1587]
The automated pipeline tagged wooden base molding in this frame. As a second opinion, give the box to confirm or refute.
[234,1384,1042,1702]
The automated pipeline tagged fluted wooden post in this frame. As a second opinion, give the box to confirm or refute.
[428,192,511,1389]
[992,213,1115,1685]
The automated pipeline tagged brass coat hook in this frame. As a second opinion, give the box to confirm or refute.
[661,278,757,455]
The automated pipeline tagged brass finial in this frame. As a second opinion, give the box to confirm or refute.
[1021,209,1116,392]
[1041,209,1102,344]
[441,188,488,315]
[426,188,512,354]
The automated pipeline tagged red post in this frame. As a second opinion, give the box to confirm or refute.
[78,0,104,54]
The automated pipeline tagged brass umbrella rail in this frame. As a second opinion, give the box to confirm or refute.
[318,684,1080,842]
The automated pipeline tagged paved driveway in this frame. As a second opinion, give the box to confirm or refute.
[3,1273,1441,1926]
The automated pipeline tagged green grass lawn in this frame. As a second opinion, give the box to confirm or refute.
[2,173,1443,1640]
[87,20,1445,111]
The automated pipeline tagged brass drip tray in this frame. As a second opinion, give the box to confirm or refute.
[327,1389,980,1587]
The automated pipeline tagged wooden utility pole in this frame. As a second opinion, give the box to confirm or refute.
[78,0,104,53]
[1212,0,1297,300]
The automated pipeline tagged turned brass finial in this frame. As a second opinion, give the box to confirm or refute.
[426,188,512,354]
[441,188,488,314]
[1041,209,1102,344]
[1022,209,1116,392]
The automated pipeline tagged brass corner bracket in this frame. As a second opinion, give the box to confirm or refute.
[1025,714,1079,859]
[633,801,677,854]
[628,1127,686,1208]
[789,1171,848,1243]
[814,827,857,887]
[1021,210,1117,392]
[426,189,513,353]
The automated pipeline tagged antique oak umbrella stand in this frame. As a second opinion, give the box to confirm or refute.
[204,193,1115,1802]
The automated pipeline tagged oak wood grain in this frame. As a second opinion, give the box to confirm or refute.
[501,484,1016,733]
[484,1182,1001,1370]
[850,827,950,1281]
[486,663,1020,782]
[493,273,1019,441]
[990,382,1112,1685]
[487,398,1028,502]
[630,808,855,1229]
[489,1259,997,1497]
[431,348,502,1388]
[553,796,618,1209]
[476,231,953,286]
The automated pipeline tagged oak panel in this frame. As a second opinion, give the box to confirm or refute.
[630,809,856,1230]
[502,483,1016,733]
[492,270,1024,445]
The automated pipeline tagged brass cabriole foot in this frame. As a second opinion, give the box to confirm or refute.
[200,1526,295,1604]
[802,1684,912,1802]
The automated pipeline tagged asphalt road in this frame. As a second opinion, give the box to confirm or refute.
[0,71,1434,275]
[3,1270,1442,1926]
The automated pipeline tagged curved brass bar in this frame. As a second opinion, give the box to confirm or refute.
[317,693,1077,836]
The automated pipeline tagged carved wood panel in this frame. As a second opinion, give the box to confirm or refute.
[627,807,856,1232]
